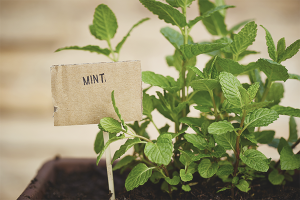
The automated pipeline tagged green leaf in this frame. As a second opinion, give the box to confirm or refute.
[244,101,273,113]
[212,145,226,158]
[187,66,205,79]
[266,83,284,106]
[215,57,245,75]
[254,130,275,144]
[112,138,143,163]
[248,82,260,100]
[289,73,300,81]
[256,58,289,82]
[160,27,192,50]
[93,4,118,41]
[188,5,234,28]
[280,145,300,170]
[111,91,127,131]
[271,105,300,117]
[278,137,290,154]
[288,116,298,142]
[55,45,110,56]
[142,71,170,89]
[165,175,180,185]
[198,158,219,178]
[125,163,153,191]
[182,185,191,192]
[180,43,229,59]
[240,149,270,172]
[184,133,207,150]
[208,120,235,135]
[244,108,279,128]
[143,93,154,118]
[219,72,243,108]
[89,24,102,40]
[94,130,104,154]
[278,39,300,63]
[150,171,164,184]
[277,37,286,62]
[100,117,123,133]
[236,179,251,192]
[214,131,236,150]
[260,25,277,61]
[144,134,173,165]
[180,169,193,182]
[112,155,136,171]
[139,0,186,28]
[268,169,284,185]
[190,79,219,92]
[116,18,149,53]
[230,21,257,56]
[179,150,193,166]
[229,19,253,33]
[216,165,233,176]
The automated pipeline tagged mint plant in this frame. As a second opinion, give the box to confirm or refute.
[57,1,300,199]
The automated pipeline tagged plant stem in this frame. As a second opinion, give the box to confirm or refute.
[209,90,218,121]
[291,138,300,149]
[126,130,152,143]
[260,80,272,102]
[162,165,172,196]
[150,118,161,135]
[103,132,115,200]
[107,39,117,62]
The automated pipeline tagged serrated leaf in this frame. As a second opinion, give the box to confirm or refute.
[143,93,154,118]
[212,145,226,158]
[180,169,193,182]
[230,21,257,56]
[254,130,275,144]
[240,149,270,172]
[215,57,245,75]
[100,117,123,133]
[278,137,290,154]
[190,79,219,92]
[125,163,153,191]
[55,45,110,55]
[278,39,300,63]
[236,179,251,192]
[142,71,170,89]
[145,134,173,165]
[261,25,277,61]
[271,105,300,117]
[187,66,205,78]
[111,91,127,131]
[248,82,260,100]
[184,133,207,150]
[94,130,104,154]
[238,86,251,106]
[256,58,289,82]
[112,155,136,171]
[277,37,286,60]
[93,4,118,41]
[244,108,279,128]
[180,43,229,59]
[214,131,236,150]
[112,138,143,163]
[219,72,243,108]
[266,83,284,106]
[216,165,233,176]
[160,27,191,50]
[165,175,180,185]
[280,145,300,170]
[268,169,284,185]
[288,116,298,142]
[208,120,235,135]
[116,17,149,53]
[139,0,186,28]
[198,158,219,178]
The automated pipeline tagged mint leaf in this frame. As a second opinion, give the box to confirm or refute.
[180,169,193,182]
[256,58,289,82]
[266,83,284,106]
[182,185,191,192]
[198,158,219,178]
[112,155,135,171]
[244,108,279,128]
[219,72,243,108]
[93,4,118,41]
[142,71,170,89]
[165,175,180,185]
[289,73,300,81]
[143,93,154,118]
[144,134,173,165]
[161,27,185,50]
[112,138,143,163]
[111,91,127,131]
[214,132,236,151]
[100,117,123,133]
[139,0,186,28]
[288,116,298,142]
[260,25,277,61]
[179,150,193,166]
[280,145,300,170]
[247,82,260,100]
[254,130,275,144]
[116,17,149,53]
[215,57,245,75]
[184,133,207,150]
[208,120,235,135]
[125,163,153,191]
[276,37,286,62]
[244,101,273,113]
[271,105,300,117]
[94,130,104,154]
[230,21,257,56]
[180,43,229,59]
[278,137,290,154]
[216,165,234,176]
[187,66,205,79]
[211,145,226,158]
[240,149,270,172]
[190,79,220,91]
[150,171,164,184]
[278,39,300,63]
[268,169,284,185]
[55,45,110,55]
[236,179,251,192]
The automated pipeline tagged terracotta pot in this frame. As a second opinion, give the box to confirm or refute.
[17,158,106,200]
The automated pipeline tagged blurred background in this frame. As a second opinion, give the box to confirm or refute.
[0,0,299,199]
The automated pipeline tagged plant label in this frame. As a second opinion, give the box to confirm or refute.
[51,60,142,126]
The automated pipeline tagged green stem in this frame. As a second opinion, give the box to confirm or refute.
[107,39,117,62]
[150,118,161,135]
[261,80,272,102]
[209,90,218,121]
[126,130,152,143]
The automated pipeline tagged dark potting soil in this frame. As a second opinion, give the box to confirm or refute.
[43,163,300,200]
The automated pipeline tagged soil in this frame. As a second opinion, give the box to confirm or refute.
[43,163,300,200]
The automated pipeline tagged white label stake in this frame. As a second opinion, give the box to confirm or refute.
[103,131,115,200]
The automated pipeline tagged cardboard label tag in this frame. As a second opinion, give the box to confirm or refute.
[51,60,142,126]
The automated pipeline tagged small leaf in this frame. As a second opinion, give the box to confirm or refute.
[112,155,136,171]
[244,108,279,128]
[208,120,235,135]
[93,4,118,41]
[144,134,173,165]
[190,79,220,92]
[240,149,270,172]
[214,132,236,151]
[254,130,275,144]
[215,57,245,75]
[184,133,207,150]
[288,116,298,142]
[271,105,300,117]
[100,117,123,133]
[125,163,153,191]
[277,37,286,62]
[182,184,191,192]
[278,137,290,154]
[247,82,260,100]
[142,71,170,89]
[280,145,300,170]
[278,39,300,63]
[161,27,191,50]
[180,169,193,182]
[212,145,226,158]
[198,158,219,178]
[187,66,205,79]
[165,175,180,185]
[139,0,186,28]
[112,138,143,163]
[180,43,229,59]
[55,45,110,56]
[143,93,154,118]
[260,25,277,61]
[289,73,300,81]
[216,165,234,176]
[236,179,251,192]
[230,21,257,56]
[256,58,289,82]
[268,169,284,185]
[244,101,273,113]
[94,130,104,154]
[111,91,127,131]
